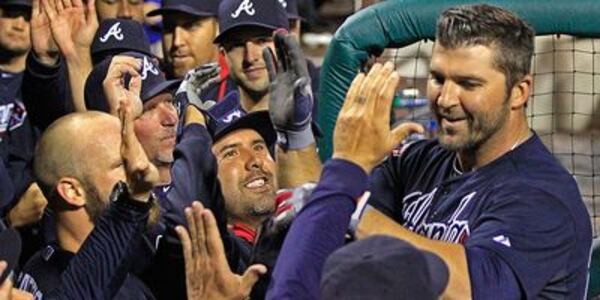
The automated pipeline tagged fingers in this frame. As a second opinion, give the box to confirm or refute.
[390,122,425,146]
[105,56,141,81]
[32,0,41,18]
[376,67,401,124]
[274,31,288,72]
[184,206,200,260]
[54,0,64,13]
[282,34,309,78]
[85,0,98,27]
[61,0,72,11]
[240,264,267,294]
[0,261,12,299]
[119,99,157,196]
[263,47,277,83]
[41,0,57,21]
[202,208,228,264]
[192,202,208,261]
[175,225,194,276]
[339,72,365,115]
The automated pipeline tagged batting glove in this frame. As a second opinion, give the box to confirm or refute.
[263,31,315,151]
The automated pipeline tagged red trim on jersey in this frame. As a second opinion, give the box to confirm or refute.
[218,53,230,101]
[231,222,256,245]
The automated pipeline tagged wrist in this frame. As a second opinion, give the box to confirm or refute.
[35,51,59,67]
[276,124,314,151]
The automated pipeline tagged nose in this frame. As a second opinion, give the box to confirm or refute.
[436,80,461,110]
[118,1,133,19]
[173,26,186,49]
[244,41,264,63]
[244,152,263,171]
[158,102,178,127]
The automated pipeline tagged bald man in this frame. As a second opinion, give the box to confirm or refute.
[17,112,156,299]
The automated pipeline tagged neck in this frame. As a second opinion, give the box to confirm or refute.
[229,215,264,231]
[0,52,26,73]
[457,113,531,172]
[239,88,268,112]
[56,211,94,253]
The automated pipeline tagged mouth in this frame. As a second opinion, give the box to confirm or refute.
[243,175,272,192]
[243,67,266,80]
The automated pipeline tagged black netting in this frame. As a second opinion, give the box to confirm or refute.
[384,35,600,237]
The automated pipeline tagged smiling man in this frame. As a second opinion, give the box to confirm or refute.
[147,0,220,79]
[211,111,277,246]
[208,0,288,119]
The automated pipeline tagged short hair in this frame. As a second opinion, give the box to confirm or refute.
[436,4,535,92]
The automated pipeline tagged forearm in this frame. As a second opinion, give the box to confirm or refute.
[275,143,322,188]
[65,51,93,112]
[267,159,364,300]
[22,53,73,130]
[48,184,151,299]
[356,208,472,299]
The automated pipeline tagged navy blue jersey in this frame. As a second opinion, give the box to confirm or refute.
[18,245,153,300]
[21,54,73,131]
[142,123,245,300]
[369,134,592,299]
[17,195,155,300]
[0,69,38,201]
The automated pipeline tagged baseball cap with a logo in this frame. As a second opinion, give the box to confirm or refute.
[91,19,153,64]
[213,0,289,44]
[85,52,181,112]
[0,0,31,8]
[147,0,219,17]
[279,0,302,20]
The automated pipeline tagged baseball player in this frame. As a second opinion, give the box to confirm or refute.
[146,0,220,79]
[0,0,49,265]
[268,4,592,299]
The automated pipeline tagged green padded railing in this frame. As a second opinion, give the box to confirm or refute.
[315,0,600,297]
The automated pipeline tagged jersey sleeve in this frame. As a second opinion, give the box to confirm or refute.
[22,53,73,131]
[465,186,578,299]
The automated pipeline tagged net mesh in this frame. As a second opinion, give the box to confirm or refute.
[383,35,600,237]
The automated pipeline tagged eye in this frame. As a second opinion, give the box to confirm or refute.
[253,143,267,152]
[430,74,444,86]
[457,80,481,90]
[222,149,238,159]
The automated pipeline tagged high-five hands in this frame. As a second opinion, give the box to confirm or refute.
[176,202,266,300]
[263,31,315,151]
[332,62,424,174]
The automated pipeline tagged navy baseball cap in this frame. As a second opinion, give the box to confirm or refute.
[91,19,153,64]
[211,110,276,150]
[320,236,449,300]
[0,229,21,283]
[280,0,302,20]
[85,52,181,113]
[147,0,219,17]
[0,0,31,7]
[214,0,289,44]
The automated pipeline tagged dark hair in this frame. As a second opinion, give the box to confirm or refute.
[436,4,534,92]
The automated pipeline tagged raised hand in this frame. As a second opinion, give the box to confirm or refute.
[102,56,143,116]
[119,98,159,202]
[176,62,221,110]
[176,202,266,300]
[41,0,98,62]
[6,183,47,228]
[263,31,314,151]
[332,62,424,174]
[30,0,58,66]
